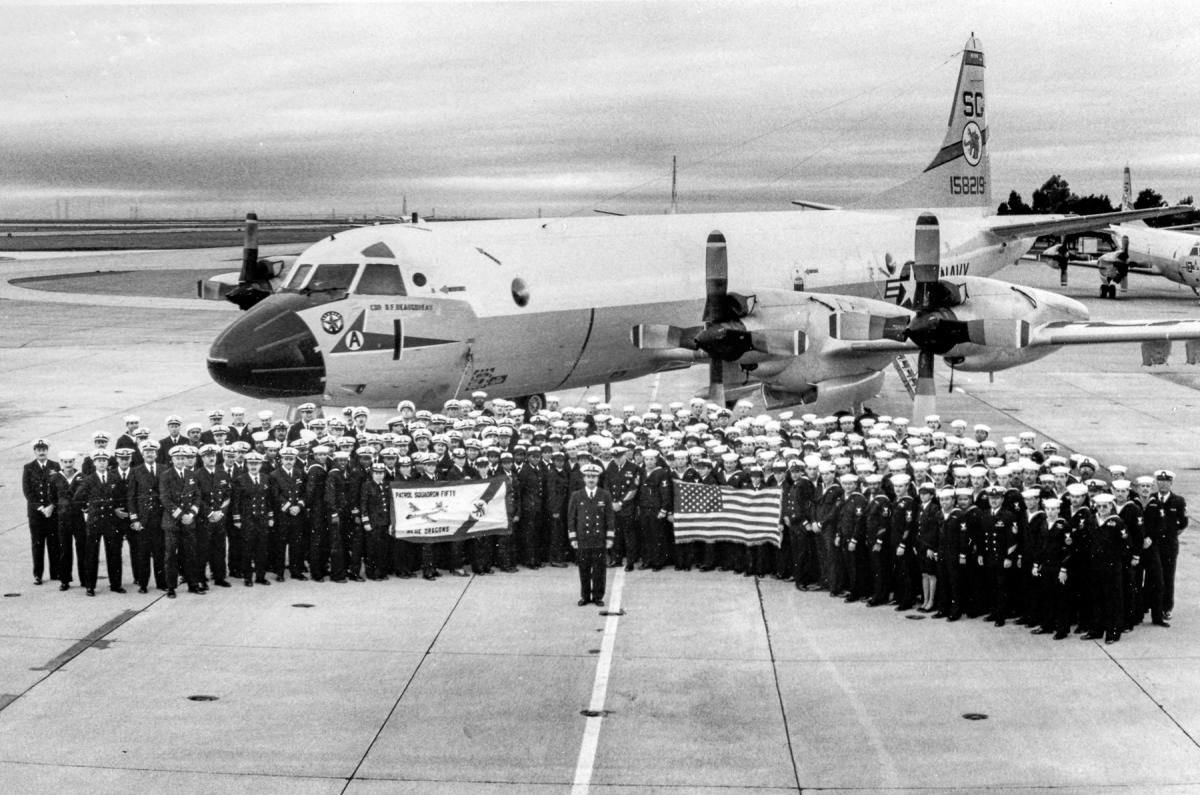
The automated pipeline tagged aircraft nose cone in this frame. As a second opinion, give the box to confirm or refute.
[208,293,326,399]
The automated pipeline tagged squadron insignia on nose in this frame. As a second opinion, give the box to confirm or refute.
[320,311,344,335]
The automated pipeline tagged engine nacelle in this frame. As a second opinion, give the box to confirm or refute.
[937,276,1086,371]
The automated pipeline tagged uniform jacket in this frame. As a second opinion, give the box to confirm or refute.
[305,462,328,522]
[1150,492,1188,544]
[567,487,615,551]
[235,471,275,526]
[1088,516,1129,569]
[975,507,1019,566]
[157,435,186,465]
[23,458,60,512]
[77,469,121,527]
[360,478,392,532]
[50,470,85,520]
[545,465,572,521]
[195,466,234,521]
[866,494,892,547]
[128,462,164,522]
[638,465,673,515]
[160,466,201,525]
[269,465,307,513]
[517,461,547,515]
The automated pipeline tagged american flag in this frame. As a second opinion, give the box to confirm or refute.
[673,481,782,547]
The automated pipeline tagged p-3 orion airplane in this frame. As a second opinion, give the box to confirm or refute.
[208,35,1200,419]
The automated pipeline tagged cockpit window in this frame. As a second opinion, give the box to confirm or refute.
[306,263,358,292]
[1191,246,1200,258]
[354,263,407,295]
[284,263,312,289]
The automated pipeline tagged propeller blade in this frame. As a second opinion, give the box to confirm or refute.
[708,357,726,405]
[965,319,1031,348]
[912,349,937,418]
[912,213,941,311]
[630,324,702,350]
[828,312,909,342]
[703,231,735,324]
[749,329,807,357]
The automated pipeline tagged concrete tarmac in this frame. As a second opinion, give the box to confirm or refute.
[1,250,1199,793]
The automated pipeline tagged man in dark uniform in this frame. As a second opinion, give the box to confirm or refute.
[1087,494,1129,644]
[1112,479,1143,631]
[887,474,916,610]
[50,451,85,592]
[324,451,354,582]
[195,444,234,588]
[516,445,548,568]
[609,445,642,571]
[22,439,60,585]
[545,450,573,567]
[567,463,615,606]
[361,463,394,580]
[864,474,893,607]
[287,402,317,443]
[1151,470,1187,622]
[109,447,136,588]
[1064,483,1094,633]
[306,445,331,581]
[1039,498,1073,639]
[836,473,867,601]
[116,416,143,465]
[157,416,186,465]
[160,446,203,598]
[77,449,124,596]
[975,485,1018,626]
[1135,476,1167,626]
[638,450,672,571]
[815,466,845,592]
[936,488,970,621]
[269,447,308,581]
[128,440,165,593]
[234,452,274,586]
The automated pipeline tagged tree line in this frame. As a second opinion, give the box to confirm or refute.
[997,176,1198,227]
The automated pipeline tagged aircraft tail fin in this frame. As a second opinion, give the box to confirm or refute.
[854,35,990,212]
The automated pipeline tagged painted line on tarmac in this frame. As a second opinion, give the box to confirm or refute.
[1100,641,1200,751]
[570,565,626,795]
[755,576,802,792]
[0,604,157,715]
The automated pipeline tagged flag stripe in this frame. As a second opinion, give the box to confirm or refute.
[673,482,782,547]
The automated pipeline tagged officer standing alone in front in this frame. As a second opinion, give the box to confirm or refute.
[567,463,615,606]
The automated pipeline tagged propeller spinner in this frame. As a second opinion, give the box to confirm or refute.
[631,231,806,404]
[829,213,1028,416]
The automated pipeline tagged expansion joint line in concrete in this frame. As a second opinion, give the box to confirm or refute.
[571,566,627,795]
[1100,643,1200,754]
[755,577,803,793]
[338,575,475,794]
[0,602,159,716]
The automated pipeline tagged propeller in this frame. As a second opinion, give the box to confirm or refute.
[829,213,1030,416]
[1099,234,1131,286]
[631,231,806,404]
[1043,236,1071,287]
[225,213,276,310]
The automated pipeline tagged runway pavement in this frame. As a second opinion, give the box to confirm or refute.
[1,249,1199,793]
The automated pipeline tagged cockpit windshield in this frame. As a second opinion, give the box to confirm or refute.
[282,263,312,290]
[354,263,407,295]
[306,263,358,292]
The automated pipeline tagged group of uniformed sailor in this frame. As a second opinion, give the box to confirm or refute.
[20,393,1185,641]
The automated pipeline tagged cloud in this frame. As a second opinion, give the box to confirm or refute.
[0,2,1196,218]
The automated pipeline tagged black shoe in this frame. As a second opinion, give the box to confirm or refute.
[59,583,70,592]
[625,564,635,572]
[292,573,308,581]
[332,578,347,583]
[423,571,437,581]
[933,611,947,618]
[214,580,231,588]
[34,577,42,585]
[595,599,605,607]
[1053,631,1068,640]
[501,566,518,573]
[167,589,176,599]
[993,619,1005,627]
[450,568,468,577]
[313,577,325,583]
[1031,628,1050,635]
[86,588,95,597]
[1082,632,1102,640]
[244,579,253,587]
[138,586,148,594]
[256,578,271,586]
[578,599,589,606]
[187,586,204,595]
[947,614,961,622]
[1153,620,1171,628]
[844,596,859,604]
[550,561,569,568]
[275,575,285,583]
[111,587,127,594]
[699,565,715,572]
[1164,611,1173,621]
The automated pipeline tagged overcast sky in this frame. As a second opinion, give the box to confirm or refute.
[3,1,1198,219]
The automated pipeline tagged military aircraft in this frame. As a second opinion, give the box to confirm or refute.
[207,35,1200,419]
[1041,167,1200,299]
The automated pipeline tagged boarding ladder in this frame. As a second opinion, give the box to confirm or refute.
[891,355,918,399]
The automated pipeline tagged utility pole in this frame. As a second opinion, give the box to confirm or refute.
[669,155,677,215]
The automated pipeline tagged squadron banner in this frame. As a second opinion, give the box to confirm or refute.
[389,477,510,543]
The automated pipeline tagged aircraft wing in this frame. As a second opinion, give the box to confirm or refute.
[791,200,842,211]
[987,205,1193,241]
[1029,319,1200,346]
